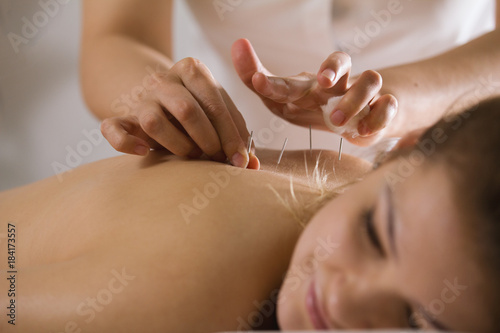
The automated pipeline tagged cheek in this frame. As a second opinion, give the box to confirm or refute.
[276,235,316,329]
[293,199,351,266]
[277,200,350,328]
[276,278,307,329]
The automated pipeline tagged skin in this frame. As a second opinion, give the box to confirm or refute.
[0,148,369,333]
[278,161,493,331]
[0,147,494,332]
[232,39,397,147]
[81,1,500,163]
[81,0,255,167]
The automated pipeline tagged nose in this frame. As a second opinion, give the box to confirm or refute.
[319,268,408,328]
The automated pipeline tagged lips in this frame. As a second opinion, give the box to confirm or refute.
[306,279,330,329]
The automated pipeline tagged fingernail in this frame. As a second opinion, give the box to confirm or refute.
[321,69,336,82]
[358,122,371,136]
[231,147,249,168]
[134,145,149,156]
[330,110,346,126]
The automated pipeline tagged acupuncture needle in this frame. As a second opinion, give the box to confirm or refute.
[338,137,343,161]
[247,131,253,153]
[309,125,312,156]
[277,138,288,165]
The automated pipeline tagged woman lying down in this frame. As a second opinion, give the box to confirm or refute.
[1,98,499,333]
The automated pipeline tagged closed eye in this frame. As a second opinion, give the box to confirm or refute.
[363,209,384,255]
[407,306,422,329]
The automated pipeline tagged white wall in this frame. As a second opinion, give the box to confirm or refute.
[0,0,119,191]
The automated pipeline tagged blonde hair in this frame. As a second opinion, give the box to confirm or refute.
[267,152,359,228]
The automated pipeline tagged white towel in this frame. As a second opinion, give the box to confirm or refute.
[321,96,370,139]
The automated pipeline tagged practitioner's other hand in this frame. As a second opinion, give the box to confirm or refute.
[100,57,259,169]
[232,38,398,146]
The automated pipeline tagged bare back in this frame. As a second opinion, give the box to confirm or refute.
[0,149,370,332]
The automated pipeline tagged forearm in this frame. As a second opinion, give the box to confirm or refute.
[380,29,500,137]
[80,34,173,120]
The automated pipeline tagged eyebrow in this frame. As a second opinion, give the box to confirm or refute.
[384,185,398,260]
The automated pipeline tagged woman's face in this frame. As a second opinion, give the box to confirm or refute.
[278,159,492,331]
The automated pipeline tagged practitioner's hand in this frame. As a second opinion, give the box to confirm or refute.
[100,57,260,169]
[232,38,398,146]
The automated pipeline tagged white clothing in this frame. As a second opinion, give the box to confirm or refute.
[173,0,495,157]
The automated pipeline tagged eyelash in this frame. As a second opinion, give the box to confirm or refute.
[407,306,422,329]
[362,209,384,255]
[364,208,419,329]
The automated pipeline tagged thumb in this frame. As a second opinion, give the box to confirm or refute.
[231,38,272,92]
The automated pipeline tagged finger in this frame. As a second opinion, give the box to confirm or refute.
[100,116,151,156]
[219,88,254,153]
[247,152,260,170]
[231,38,273,93]
[331,70,382,127]
[251,72,317,104]
[317,51,352,91]
[358,94,398,136]
[155,82,225,159]
[173,59,249,167]
[137,101,198,157]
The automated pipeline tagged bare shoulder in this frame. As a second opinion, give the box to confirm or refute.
[257,148,373,188]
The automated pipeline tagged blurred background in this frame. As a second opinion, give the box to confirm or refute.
[0,0,113,190]
[0,0,302,191]
[2,0,493,191]
[0,0,211,191]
